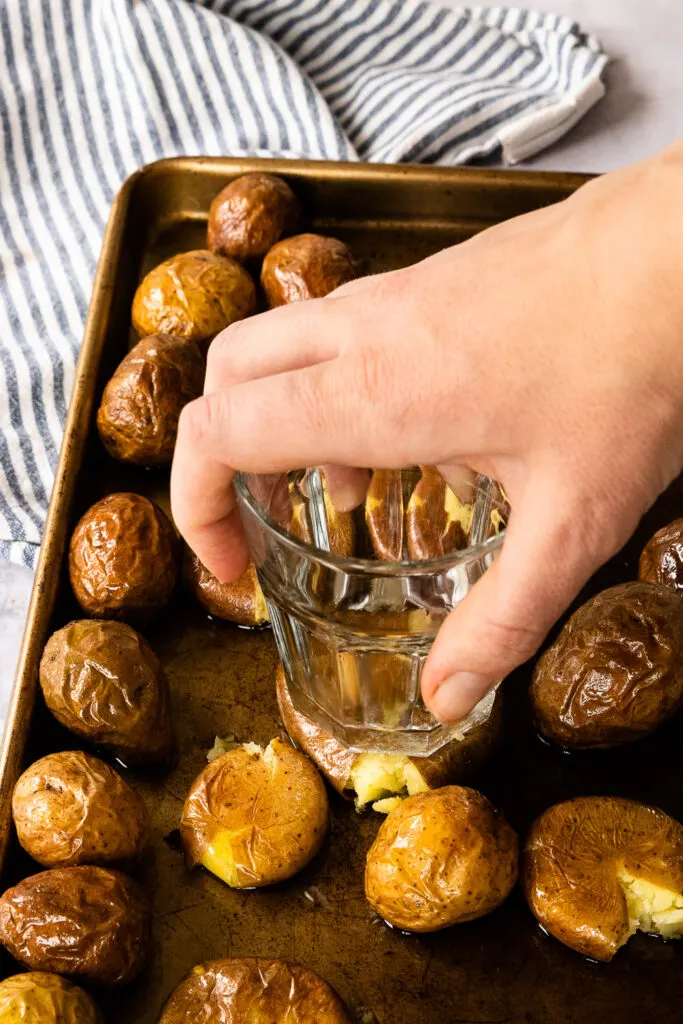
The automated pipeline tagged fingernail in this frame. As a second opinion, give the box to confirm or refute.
[430,672,491,723]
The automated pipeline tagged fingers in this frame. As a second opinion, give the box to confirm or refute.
[315,465,370,511]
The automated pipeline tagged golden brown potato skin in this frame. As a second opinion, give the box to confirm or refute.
[365,469,404,560]
[639,518,683,593]
[96,334,204,466]
[182,548,269,626]
[523,796,683,962]
[0,972,103,1024]
[12,750,148,868]
[132,250,256,344]
[207,172,300,262]
[68,493,178,622]
[275,665,503,795]
[181,739,329,888]
[406,465,468,559]
[530,582,683,748]
[157,957,351,1023]
[0,866,150,985]
[261,233,356,307]
[365,786,518,933]
[39,620,173,764]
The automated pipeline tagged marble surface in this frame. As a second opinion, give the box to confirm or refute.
[1,0,680,738]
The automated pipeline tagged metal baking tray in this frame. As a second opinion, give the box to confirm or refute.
[2,157,682,1023]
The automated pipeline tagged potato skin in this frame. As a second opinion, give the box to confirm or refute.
[0,972,103,1024]
[208,172,300,262]
[0,866,151,985]
[182,548,269,626]
[12,750,148,868]
[132,250,256,344]
[96,334,204,466]
[639,518,683,593]
[406,465,469,559]
[158,957,351,1023]
[261,233,356,307]
[523,796,683,962]
[181,738,329,888]
[68,493,178,622]
[530,582,683,748]
[39,620,173,764]
[365,786,518,932]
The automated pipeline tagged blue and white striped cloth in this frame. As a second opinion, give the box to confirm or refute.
[0,0,607,569]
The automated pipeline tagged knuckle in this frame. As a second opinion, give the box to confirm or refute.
[205,322,244,381]
[481,614,544,663]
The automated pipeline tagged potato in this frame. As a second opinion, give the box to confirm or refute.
[365,469,404,560]
[68,493,178,622]
[12,750,148,868]
[157,957,351,1023]
[0,866,150,985]
[39,620,173,764]
[181,738,328,888]
[207,172,300,262]
[0,972,102,1024]
[290,477,355,556]
[276,665,502,810]
[639,518,683,593]
[261,233,356,307]
[365,786,518,932]
[523,796,683,962]
[132,250,256,345]
[530,582,683,748]
[182,548,269,626]
[96,334,204,466]
[406,466,472,559]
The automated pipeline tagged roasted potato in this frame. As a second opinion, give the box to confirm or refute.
[523,796,683,961]
[39,620,173,764]
[181,738,328,888]
[365,786,518,932]
[290,476,355,556]
[96,334,204,466]
[261,233,356,307]
[157,957,351,1023]
[12,750,148,868]
[0,866,150,985]
[0,972,102,1023]
[366,469,404,560]
[639,518,683,593]
[132,250,256,344]
[406,466,472,559]
[182,548,269,626]
[530,582,683,748]
[276,665,502,812]
[68,493,178,622]
[207,172,300,262]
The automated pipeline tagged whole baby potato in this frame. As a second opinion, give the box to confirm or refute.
[39,620,173,764]
[96,334,204,466]
[261,233,356,307]
[68,493,178,622]
[0,866,151,985]
[12,750,148,868]
[639,518,683,593]
[132,250,256,344]
[365,786,518,932]
[207,172,300,262]
[182,548,269,626]
[530,581,683,748]
[157,957,351,1023]
[0,972,102,1024]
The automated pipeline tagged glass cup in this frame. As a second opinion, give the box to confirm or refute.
[234,467,509,756]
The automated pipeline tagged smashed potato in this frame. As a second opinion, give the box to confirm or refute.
[0,972,102,1024]
[208,172,300,262]
[182,548,269,626]
[261,233,356,307]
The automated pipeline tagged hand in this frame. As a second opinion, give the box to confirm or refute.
[171,141,683,723]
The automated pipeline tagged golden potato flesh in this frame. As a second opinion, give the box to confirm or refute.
[523,796,683,962]
[181,738,329,888]
[39,620,173,764]
[639,518,683,593]
[365,786,518,932]
[0,866,150,985]
[68,493,178,622]
[182,547,269,626]
[207,172,300,262]
[12,750,148,868]
[96,334,204,466]
[157,957,351,1023]
[132,250,256,345]
[0,972,102,1024]
[261,233,356,307]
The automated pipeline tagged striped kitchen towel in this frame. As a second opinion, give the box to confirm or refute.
[0,0,608,569]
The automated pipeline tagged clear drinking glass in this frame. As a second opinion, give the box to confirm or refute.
[234,467,509,756]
